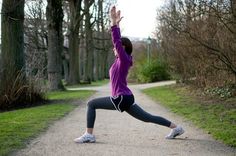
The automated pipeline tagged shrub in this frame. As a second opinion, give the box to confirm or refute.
[0,71,46,110]
[136,59,171,83]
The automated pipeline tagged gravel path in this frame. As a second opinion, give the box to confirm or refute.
[14,81,236,156]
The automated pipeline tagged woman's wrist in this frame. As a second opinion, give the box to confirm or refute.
[111,20,117,26]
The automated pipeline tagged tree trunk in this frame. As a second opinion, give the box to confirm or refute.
[231,0,236,79]
[63,58,69,83]
[99,0,109,79]
[0,0,25,93]
[93,32,100,81]
[84,0,94,83]
[69,30,80,84]
[232,0,236,37]
[68,0,83,85]
[46,0,64,90]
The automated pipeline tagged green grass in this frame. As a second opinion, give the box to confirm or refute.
[46,90,95,100]
[66,79,109,88]
[143,85,236,147]
[0,90,95,156]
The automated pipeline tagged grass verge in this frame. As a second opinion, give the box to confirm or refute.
[142,85,236,147]
[66,79,109,88]
[46,90,95,100]
[0,90,95,156]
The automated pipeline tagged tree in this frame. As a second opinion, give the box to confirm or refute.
[0,0,44,110]
[67,0,83,85]
[94,0,115,79]
[46,0,64,90]
[157,0,236,87]
[25,0,48,81]
[84,0,95,83]
[62,1,70,83]
[0,0,25,93]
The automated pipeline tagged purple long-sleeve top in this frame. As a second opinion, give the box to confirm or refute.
[109,25,133,96]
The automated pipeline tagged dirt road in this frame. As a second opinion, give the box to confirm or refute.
[14,81,236,156]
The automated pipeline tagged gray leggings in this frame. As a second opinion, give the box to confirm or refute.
[87,96,171,128]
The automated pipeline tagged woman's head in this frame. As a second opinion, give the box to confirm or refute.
[121,37,133,55]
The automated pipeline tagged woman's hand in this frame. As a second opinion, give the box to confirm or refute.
[110,6,123,27]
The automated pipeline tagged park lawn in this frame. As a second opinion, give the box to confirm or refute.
[0,90,95,156]
[66,79,109,88]
[142,85,236,147]
[46,90,95,100]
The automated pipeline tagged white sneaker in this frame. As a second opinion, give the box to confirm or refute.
[165,126,185,139]
[74,133,96,143]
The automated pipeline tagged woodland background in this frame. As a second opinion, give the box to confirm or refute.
[0,0,235,110]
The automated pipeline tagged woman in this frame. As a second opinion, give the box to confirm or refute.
[74,6,184,143]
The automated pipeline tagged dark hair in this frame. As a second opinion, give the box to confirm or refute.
[121,37,133,55]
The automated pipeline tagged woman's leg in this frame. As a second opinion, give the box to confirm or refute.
[87,96,116,134]
[126,103,185,139]
[126,103,175,128]
[74,96,116,143]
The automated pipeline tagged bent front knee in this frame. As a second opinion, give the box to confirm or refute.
[87,99,95,108]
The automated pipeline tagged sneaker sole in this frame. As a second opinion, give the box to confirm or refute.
[173,130,185,138]
[166,130,185,139]
[86,140,96,143]
[75,140,96,143]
